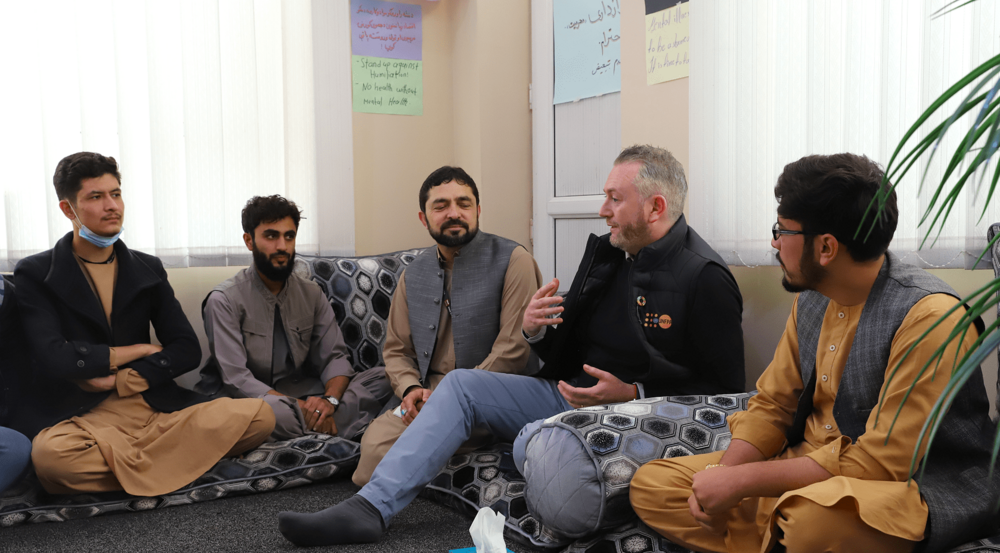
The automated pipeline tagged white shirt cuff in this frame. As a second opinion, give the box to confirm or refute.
[522,325,548,343]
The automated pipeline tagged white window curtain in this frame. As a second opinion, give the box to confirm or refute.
[0,0,354,271]
[689,0,1000,268]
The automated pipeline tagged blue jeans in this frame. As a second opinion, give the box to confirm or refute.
[0,426,31,494]
[358,369,572,524]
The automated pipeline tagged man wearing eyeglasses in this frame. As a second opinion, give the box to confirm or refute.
[632,153,1000,553]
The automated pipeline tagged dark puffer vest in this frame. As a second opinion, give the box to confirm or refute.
[532,215,745,397]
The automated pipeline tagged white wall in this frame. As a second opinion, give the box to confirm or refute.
[158,0,999,417]
[165,265,246,388]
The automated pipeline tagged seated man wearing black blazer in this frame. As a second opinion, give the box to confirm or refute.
[14,152,275,496]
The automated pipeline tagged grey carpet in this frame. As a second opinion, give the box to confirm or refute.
[0,479,539,553]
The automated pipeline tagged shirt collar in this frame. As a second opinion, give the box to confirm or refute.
[435,246,461,268]
[250,266,287,304]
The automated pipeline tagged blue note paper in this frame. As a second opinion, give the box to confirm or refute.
[553,0,622,104]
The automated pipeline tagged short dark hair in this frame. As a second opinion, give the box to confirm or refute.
[53,152,122,202]
[418,166,479,213]
[775,153,897,262]
[241,195,304,235]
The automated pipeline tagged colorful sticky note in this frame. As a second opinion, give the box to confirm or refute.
[350,0,423,115]
[350,0,422,60]
[645,0,689,85]
[352,55,423,115]
[553,0,622,104]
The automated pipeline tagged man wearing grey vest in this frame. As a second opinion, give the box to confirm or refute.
[278,147,744,547]
[200,195,392,441]
[350,167,543,486]
[632,154,1000,553]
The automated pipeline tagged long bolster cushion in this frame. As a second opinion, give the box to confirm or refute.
[514,393,755,539]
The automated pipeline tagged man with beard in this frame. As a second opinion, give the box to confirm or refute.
[277,148,744,547]
[630,154,999,552]
[201,195,392,440]
[350,165,543,485]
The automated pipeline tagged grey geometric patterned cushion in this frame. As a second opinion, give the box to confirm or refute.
[294,249,425,372]
[560,520,1000,553]
[548,391,1000,553]
[561,520,695,553]
[418,442,573,550]
[0,435,358,527]
[520,394,754,539]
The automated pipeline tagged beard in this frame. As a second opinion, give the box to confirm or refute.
[253,244,296,282]
[609,218,652,253]
[429,218,479,248]
[778,241,827,293]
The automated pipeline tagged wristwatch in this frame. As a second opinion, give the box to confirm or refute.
[323,396,340,409]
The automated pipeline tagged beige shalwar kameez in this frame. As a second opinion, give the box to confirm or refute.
[31,255,274,496]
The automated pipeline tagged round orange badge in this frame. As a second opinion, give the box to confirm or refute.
[658,314,672,329]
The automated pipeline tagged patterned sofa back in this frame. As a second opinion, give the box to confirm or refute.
[293,249,426,372]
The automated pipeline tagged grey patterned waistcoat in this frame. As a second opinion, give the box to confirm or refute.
[791,252,999,552]
[405,231,526,382]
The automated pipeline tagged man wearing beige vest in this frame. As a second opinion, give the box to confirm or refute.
[350,165,543,486]
[200,195,392,441]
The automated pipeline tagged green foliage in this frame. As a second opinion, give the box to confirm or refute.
[869,0,1000,480]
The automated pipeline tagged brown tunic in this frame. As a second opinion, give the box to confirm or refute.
[630,294,975,552]
[31,255,268,496]
[384,246,543,396]
[352,245,543,485]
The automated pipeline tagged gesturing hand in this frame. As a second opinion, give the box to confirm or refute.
[75,374,117,393]
[522,278,563,337]
[557,364,636,408]
[401,387,432,426]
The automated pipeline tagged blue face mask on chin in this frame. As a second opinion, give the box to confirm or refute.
[68,204,124,249]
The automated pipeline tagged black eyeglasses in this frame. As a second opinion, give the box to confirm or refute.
[772,222,822,241]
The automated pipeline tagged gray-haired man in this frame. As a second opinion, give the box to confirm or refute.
[276,145,745,546]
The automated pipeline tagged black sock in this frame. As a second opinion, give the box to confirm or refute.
[277,494,386,546]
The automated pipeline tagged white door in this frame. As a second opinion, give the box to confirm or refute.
[531,0,622,286]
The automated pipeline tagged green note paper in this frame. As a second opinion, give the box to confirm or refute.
[352,55,423,116]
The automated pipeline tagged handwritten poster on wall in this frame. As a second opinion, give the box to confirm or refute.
[645,0,689,85]
[351,0,423,116]
[553,0,621,105]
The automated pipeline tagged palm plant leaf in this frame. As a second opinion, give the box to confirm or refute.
[877,278,1000,433]
[857,56,1000,244]
[867,33,1000,474]
[931,0,980,19]
[911,330,1000,480]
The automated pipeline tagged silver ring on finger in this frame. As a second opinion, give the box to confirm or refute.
[315,409,321,414]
